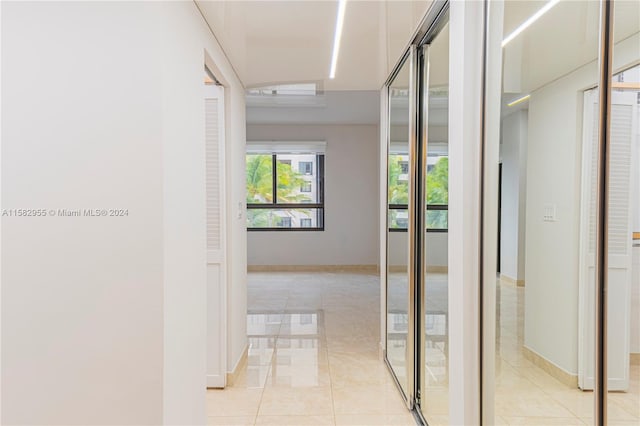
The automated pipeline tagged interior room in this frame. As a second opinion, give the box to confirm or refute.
[2,1,638,425]
[492,1,640,424]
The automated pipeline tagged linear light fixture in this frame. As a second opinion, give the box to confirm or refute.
[502,0,560,47]
[507,94,530,107]
[329,0,347,79]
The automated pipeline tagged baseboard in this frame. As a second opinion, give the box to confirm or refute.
[631,353,640,365]
[388,265,408,273]
[247,264,378,273]
[500,273,525,287]
[389,265,448,273]
[523,346,578,388]
[225,344,248,387]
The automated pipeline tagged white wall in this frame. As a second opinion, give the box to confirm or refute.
[1,2,246,424]
[631,89,640,354]
[499,110,527,281]
[388,232,448,269]
[524,34,640,375]
[246,124,379,267]
[247,91,380,125]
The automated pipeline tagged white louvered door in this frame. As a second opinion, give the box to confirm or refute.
[205,84,226,388]
[579,89,636,391]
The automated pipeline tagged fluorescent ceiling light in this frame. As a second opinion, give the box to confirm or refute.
[507,94,530,107]
[329,0,347,79]
[502,0,560,47]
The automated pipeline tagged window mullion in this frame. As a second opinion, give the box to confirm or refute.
[272,154,278,204]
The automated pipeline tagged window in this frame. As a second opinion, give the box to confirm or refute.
[246,144,325,231]
[299,161,313,175]
[388,153,448,232]
[279,217,292,228]
[400,161,409,174]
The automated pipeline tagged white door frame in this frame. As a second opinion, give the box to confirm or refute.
[578,88,635,391]
[205,83,227,388]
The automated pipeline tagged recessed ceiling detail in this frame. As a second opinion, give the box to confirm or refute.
[195,0,432,91]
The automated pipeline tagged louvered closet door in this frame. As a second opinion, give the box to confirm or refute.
[205,84,226,388]
[579,90,635,391]
[605,91,636,390]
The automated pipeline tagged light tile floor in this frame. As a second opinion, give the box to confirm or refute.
[206,272,416,426]
[494,280,640,426]
[207,272,640,425]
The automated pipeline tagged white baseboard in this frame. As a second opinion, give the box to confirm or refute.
[248,264,378,273]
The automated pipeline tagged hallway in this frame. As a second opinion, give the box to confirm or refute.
[206,272,415,425]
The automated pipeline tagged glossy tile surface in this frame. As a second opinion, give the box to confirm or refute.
[494,280,640,425]
[206,272,414,426]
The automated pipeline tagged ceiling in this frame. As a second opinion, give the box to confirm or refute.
[196,0,432,91]
[503,0,640,94]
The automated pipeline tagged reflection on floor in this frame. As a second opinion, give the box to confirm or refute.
[388,272,450,426]
[206,272,416,426]
[495,280,640,425]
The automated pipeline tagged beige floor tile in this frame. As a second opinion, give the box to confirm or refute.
[258,386,334,416]
[495,391,576,418]
[255,415,335,425]
[231,364,272,389]
[334,413,416,425]
[494,415,510,425]
[420,389,449,416]
[421,414,448,426]
[332,384,408,415]
[545,390,635,420]
[206,388,263,417]
[608,393,640,418]
[502,417,587,425]
[580,419,640,425]
[207,416,256,426]
[328,354,393,387]
[265,362,332,387]
[599,420,640,426]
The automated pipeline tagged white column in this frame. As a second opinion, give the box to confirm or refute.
[448,1,486,424]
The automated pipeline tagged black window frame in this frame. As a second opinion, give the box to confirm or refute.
[247,153,325,231]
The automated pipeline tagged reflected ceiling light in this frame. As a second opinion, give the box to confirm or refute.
[508,94,530,107]
[329,0,347,79]
[502,0,560,47]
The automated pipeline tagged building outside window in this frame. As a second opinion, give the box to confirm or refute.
[298,161,313,175]
[246,142,325,230]
[300,181,312,193]
[279,217,292,228]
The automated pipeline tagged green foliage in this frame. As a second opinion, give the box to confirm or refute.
[426,157,448,228]
[246,155,273,203]
[426,157,448,204]
[388,155,409,205]
[276,161,309,203]
[245,155,312,227]
[387,155,448,229]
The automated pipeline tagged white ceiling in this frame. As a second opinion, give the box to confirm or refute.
[246,90,381,124]
[196,0,432,91]
[503,0,640,94]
